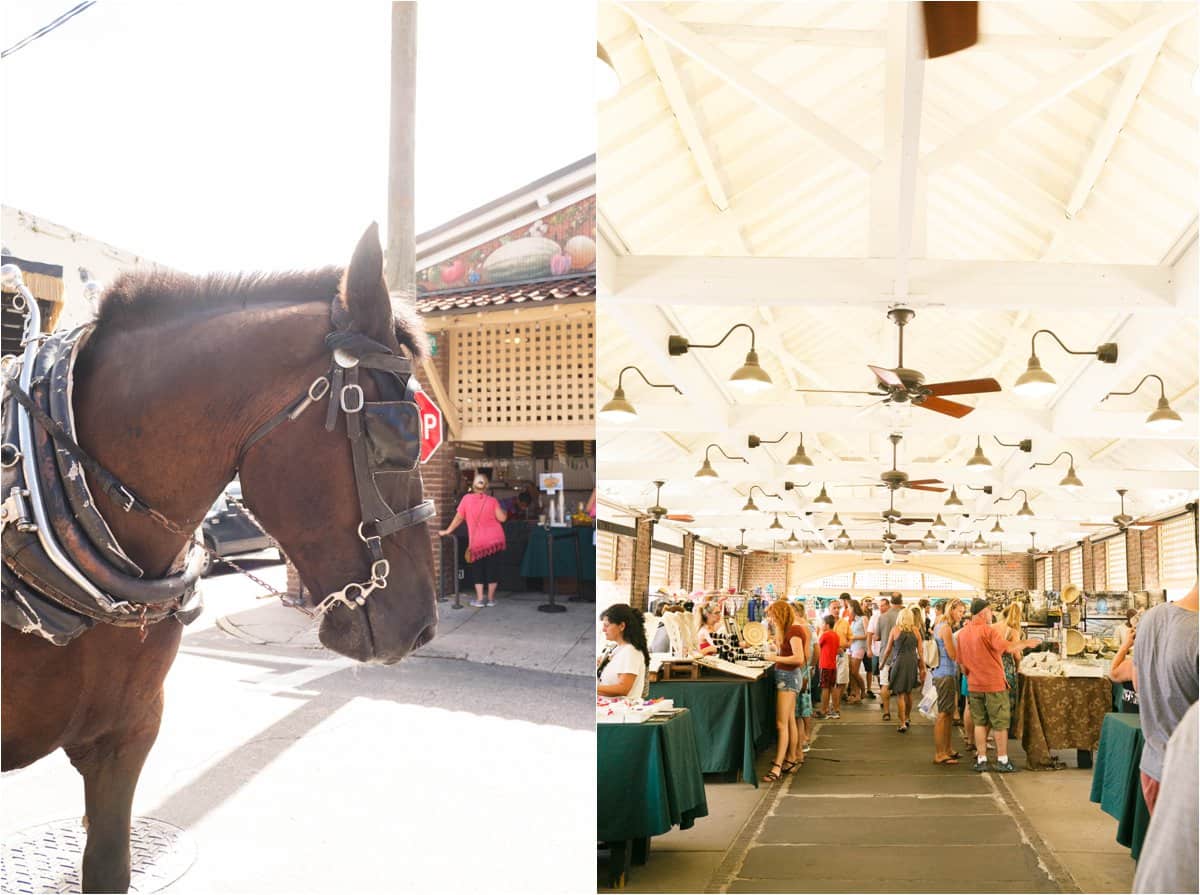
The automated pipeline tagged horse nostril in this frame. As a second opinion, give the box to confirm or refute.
[413,624,436,650]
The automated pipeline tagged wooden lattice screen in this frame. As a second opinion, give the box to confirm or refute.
[450,309,594,440]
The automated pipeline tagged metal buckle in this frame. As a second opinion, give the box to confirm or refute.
[340,384,364,413]
[357,521,383,550]
[118,486,136,512]
[333,347,360,369]
[0,443,19,468]
[308,376,331,401]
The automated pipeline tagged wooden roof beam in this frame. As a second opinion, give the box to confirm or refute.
[615,2,879,172]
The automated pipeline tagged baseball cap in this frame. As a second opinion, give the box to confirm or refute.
[970,597,989,615]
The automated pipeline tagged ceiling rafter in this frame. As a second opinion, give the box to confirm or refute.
[615,2,880,172]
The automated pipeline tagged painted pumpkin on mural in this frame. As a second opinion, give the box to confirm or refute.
[550,251,572,276]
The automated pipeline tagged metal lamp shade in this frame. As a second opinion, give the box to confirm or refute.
[1059,465,1084,491]
[598,387,637,422]
[813,484,833,505]
[787,442,814,466]
[770,514,784,530]
[932,513,947,530]
[695,458,718,478]
[1014,355,1057,397]
[1018,499,1035,517]
[728,349,773,394]
[990,519,1004,533]
[945,487,963,506]
[742,496,760,513]
[1146,397,1183,433]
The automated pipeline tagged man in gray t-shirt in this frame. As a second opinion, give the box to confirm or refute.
[876,595,905,718]
[1133,700,1198,894]
[1129,584,1198,812]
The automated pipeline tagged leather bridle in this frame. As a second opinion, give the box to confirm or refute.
[238,328,436,618]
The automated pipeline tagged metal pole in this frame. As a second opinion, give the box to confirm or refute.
[538,522,566,613]
[386,2,417,299]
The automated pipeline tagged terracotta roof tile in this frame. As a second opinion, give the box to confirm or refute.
[415,274,595,315]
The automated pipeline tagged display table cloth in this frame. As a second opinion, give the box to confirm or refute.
[649,672,775,786]
[520,525,595,581]
[597,709,708,887]
[1014,674,1112,769]
[1089,712,1151,860]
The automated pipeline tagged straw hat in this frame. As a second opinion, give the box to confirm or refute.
[1062,583,1082,605]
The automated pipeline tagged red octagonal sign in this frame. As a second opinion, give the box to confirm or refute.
[414,390,443,464]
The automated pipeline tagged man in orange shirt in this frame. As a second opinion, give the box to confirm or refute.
[957,598,1036,772]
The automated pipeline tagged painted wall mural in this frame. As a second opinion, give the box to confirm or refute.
[417,195,595,293]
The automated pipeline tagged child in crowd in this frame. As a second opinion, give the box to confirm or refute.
[816,614,842,720]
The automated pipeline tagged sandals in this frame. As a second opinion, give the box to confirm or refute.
[897,722,909,733]
[781,760,801,774]
[881,712,892,721]
[762,763,784,782]
[934,756,961,765]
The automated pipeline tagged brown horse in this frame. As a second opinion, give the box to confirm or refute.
[1,225,437,892]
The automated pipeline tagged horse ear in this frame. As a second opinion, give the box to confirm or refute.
[334,223,391,337]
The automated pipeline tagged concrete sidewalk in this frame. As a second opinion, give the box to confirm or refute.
[215,587,598,678]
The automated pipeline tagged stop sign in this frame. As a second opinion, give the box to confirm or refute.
[414,390,443,463]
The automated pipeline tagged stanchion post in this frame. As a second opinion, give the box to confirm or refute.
[538,522,566,614]
[440,533,464,609]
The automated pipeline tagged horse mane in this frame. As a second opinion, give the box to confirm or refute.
[95,267,427,359]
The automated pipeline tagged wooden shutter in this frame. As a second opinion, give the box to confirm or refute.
[597,530,616,582]
[1159,514,1198,591]
[1105,537,1128,592]
[649,549,669,591]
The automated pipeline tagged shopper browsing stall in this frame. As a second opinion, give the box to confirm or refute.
[763,601,809,782]
[438,472,508,607]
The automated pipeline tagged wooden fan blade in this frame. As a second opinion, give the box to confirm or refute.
[895,517,933,524]
[906,479,944,486]
[922,2,978,58]
[905,484,948,493]
[916,395,975,418]
[867,364,903,387]
[666,514,694,522]
[925,378,1002,397]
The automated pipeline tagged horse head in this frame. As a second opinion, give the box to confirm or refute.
[238,225,437,663]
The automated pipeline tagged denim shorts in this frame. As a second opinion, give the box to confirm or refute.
[774,667,801,692]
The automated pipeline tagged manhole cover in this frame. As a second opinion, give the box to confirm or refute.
[0,817,195,894]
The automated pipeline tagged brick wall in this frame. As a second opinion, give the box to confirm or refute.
[630,517,653,610]
[423,331,458,597]
[1081,539,1095,592]
[681,534,696,591]
[1091,539,1107,591]
[615,534,633,595]
[1126,529,1144,591]
[1141,528,1160,590]
[984,553,1034,590]
[1053,549,1068,592]
[741,551,788,594]
[704,544,718,590]
[667,553,682,590]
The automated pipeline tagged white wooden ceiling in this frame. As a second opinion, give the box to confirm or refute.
[597,1,1199,556]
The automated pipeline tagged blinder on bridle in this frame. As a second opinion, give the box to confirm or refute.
[240,329,435,618]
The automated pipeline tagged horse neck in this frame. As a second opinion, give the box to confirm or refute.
[72,303,331,576]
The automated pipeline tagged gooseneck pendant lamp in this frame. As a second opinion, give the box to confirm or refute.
[996,489,1036,517]
[599,365,681,422]
[1102,374,1184,433]
[1013,329,1118,397]
[1031,451,1084,492]
[695,443,748,478]
[668,323,773,394]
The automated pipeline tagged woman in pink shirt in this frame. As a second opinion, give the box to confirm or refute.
[439,473,508,607]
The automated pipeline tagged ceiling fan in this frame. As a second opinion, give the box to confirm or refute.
[795,308,1001,418]
[851,488,933,526]
[1080,488,1153,532]
[881,519,923,554]
[630,481,695,523]
[871,433,947,494]
[1027,531,1050,557]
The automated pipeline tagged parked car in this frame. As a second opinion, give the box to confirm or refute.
[200,479,278,574]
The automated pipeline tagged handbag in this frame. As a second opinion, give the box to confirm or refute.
[923,637,940,669]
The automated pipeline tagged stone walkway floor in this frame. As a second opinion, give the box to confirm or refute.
[602,696,1136,893]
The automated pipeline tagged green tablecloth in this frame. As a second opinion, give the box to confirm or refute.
[597,709,709,842]
[649,672,776,786]
[1089,712,1151,860]
[520,525,595,581]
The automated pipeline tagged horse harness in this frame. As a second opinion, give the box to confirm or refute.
[1,267,434,645]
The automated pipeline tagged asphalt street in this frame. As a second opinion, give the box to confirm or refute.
[1,557,598,894]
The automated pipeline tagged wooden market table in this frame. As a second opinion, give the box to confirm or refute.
[1089,712,1151,860]
[648,671,776,786]
[1014,674,1113,770]
[597,709,709,888]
